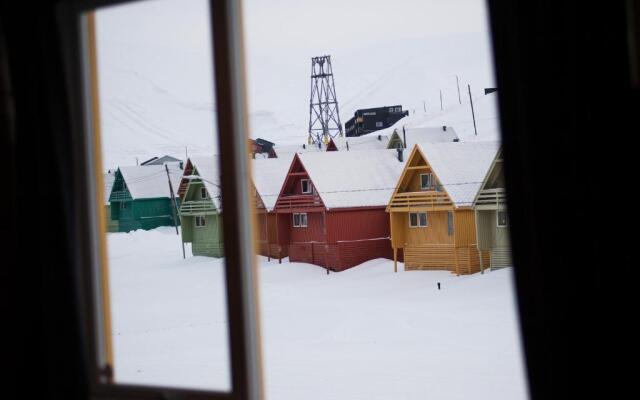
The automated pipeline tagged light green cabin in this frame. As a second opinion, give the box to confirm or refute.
[474,148,512,269]
[179,159,224,257]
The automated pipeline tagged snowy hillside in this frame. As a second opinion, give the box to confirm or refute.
[108,228,528,399]
[96,0,497,168]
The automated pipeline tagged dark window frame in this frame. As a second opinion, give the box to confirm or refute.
[57,1,263,399]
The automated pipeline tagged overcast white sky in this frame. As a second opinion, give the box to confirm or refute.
[96,0,495,167]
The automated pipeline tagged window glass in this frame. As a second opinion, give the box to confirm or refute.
[409,212,418,227]
[293,213,300,227]
[301,179,311,194]
[419,212,428,227]
[421,173,433,190]
[498,210,508,227]
[300,213,307,227]
[95,0,231,391]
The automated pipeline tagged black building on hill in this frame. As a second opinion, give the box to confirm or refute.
[344,105,409,137]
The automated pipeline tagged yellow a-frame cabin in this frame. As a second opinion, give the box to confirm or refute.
[386,141,500,274]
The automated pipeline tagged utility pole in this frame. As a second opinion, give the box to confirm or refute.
[456,75,462,104]
[440,90,443,111]
[423,100,426,113]
[468,84,478,136]
[165,164,185,258]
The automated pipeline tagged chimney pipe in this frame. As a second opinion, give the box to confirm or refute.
[397,144,403,162]
[402,126,407,149]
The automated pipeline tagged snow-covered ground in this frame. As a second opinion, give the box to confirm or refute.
[108,227,529,399]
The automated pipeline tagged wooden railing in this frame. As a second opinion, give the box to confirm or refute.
[388,191,452,209]
[475,188,507,206]
[274,194,323,210]
[179,200,217,215]
[109,190,132,202]
[403,243,489,275]
[490,246,512,269]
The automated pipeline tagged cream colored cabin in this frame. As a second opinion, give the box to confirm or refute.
[387,141,499,274]
[473,148,512,269]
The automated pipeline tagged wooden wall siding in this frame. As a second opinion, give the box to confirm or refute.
[404,210,455,246]
[289,212,325,243]
[111,198,177,232]
[190,214,224,257]
[326,208,389,242]
[453,209,477,247]
[335,238,392,271]
[180,181,217,216]
[288,240,389,271]
[404,244,489,274]
[404,244,456,270]
[390,212,407,248]
[177,160,194,199]
[475,188,507,208]
[405,167,440,192]
[476,210,496,250]
[490,247,512,269]
[496,225,511,248]
[255,213,288,259]
[181,216,193,242]
[256,212,268,241]
[484,159,505,190]
[105,205,119,232]
[276,213,291,251]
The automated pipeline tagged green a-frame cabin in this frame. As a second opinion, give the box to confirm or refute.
[108,164,183,232]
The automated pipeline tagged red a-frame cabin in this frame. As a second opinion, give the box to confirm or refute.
[273,150,405,271]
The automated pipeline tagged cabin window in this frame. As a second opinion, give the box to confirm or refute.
[293,213,308,227]
[301,179,312,194]
[200,187,207,199]
[395,107,401,112]
[420,173,435,190]
[497,210,508,227]
[409,212,428,228]
[388,107,394,112]
[447,211,454,235]
[376,121,383,127]
[195,215,206,228]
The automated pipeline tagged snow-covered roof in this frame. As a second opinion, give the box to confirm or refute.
[140,155,182,166]
[104,171,115,205]
[252,155,294,211]
[399,126,459,148]
[118,164,183,200]
[273,141,329,157]
[416,141,500,207]
[370,92,501,143]
[187,156,222,210]
[298,149,406,209]
[331,134,391,151]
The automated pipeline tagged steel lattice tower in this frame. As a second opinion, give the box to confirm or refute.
[308,55,343,144]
